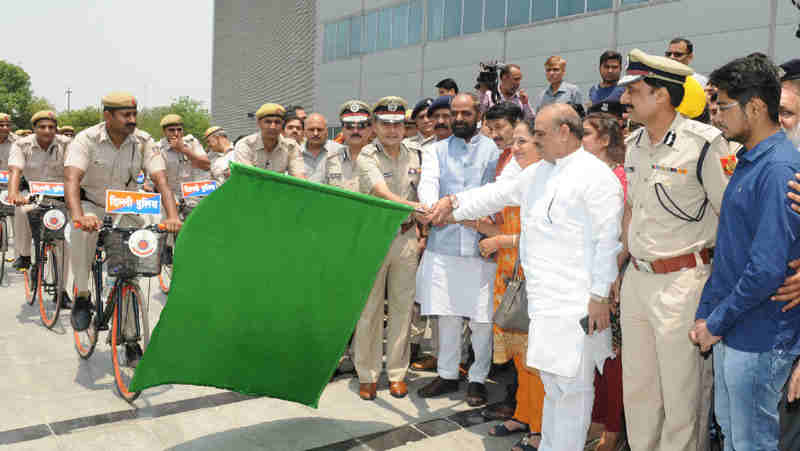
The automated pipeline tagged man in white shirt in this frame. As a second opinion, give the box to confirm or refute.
[427,103,623,451]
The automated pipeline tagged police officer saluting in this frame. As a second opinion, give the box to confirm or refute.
[156,114,211,211]
[616,49,733,451]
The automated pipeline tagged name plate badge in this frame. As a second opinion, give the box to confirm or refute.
[105,190,161,215]
[181,180,217,198]
[0,170,8,184]
[29,182,65,197]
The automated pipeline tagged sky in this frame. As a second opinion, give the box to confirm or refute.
[4,0,213,112]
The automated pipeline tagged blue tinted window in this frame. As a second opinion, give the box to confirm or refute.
[337,21,349,58]
[621,0,648,4]
[507,0,530,26]
[485,0,506,29]
[443,0,462,39]
[392,4,408,48]
[324,23,336,62]
[558,0,584,17]
[364,11,377,53]
[350,16,362,55]
[532,0,555,20]
[428,0,444,41]
[463,0,483,34]
[377,8,392,51]
[588,0,612,11]
[409,0,423,44]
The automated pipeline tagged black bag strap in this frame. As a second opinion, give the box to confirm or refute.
[696,140,711,187]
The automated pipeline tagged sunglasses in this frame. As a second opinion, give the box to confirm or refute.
[665,51,687,58]
[343,122,370,130]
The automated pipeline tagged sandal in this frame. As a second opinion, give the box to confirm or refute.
[511,433,541,451]
[489,420,529,437]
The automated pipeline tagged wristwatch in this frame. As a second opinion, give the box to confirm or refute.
[448,194,459,210]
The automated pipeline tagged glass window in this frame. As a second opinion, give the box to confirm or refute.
[463,0,483,34]
[377,8,392,51]
[409,0,423,44]
[444,0,463,38]
[533,0,555,20]
[558,0,585,17]
[365,11,377,53]
[507,0,530,26]
[324,23,337,62]
[621,0,648,4]
[485,0,506,30]
[588,0,612,11]
[428,0,444,41]
[336,20,349,58]
[350,16,362,55]
[392,4,408,48]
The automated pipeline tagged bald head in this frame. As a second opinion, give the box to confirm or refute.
[305,113,328,150]
[533,103,583,162]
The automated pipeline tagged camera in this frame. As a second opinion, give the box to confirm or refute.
[477,61,506,104]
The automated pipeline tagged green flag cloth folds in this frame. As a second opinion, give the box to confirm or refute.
[130,162,413,407]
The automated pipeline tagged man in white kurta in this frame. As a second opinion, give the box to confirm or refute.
[430,104,623,451]
[416,94,500,406]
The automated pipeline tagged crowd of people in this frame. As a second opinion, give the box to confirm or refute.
[3,35,800,451]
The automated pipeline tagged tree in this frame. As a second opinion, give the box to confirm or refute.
[136,97,210,144]
[57,106,103,133]
[0,61,33,130]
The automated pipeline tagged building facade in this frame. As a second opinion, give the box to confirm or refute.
[213,0,799,137]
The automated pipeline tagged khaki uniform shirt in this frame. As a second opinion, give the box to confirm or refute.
[357,140,422,204]
[232,133,303,177]
[156,135,208,197]
[8,134,70,182]
[325,146,360,192]
[65,122,166,206]
[624,113,733,261]
[0,133,16,170]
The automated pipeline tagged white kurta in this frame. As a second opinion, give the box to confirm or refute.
[416,138,497,323]
[453,148,623,378]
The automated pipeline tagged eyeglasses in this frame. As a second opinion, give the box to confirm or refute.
[664,51,688,58]
[343,122,370,130]
[716,101,740,112]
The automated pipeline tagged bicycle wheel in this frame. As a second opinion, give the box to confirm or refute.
[38,243,61,329]
[23,254,38,306]
[0,219,6,286]
[158,264,172,294]
[73,270,100,359]
[110,282,149,402]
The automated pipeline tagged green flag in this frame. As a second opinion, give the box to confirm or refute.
[130,162,412,407]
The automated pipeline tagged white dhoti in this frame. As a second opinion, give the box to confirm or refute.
[416,250,496,383]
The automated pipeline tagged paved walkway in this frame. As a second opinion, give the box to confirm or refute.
[0,254,524,450]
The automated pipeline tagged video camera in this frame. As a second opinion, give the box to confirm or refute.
[477,61,506,104]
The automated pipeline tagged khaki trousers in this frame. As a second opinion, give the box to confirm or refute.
[14,205,33,257]
[353,227,418,383]
[620,263,713,451]
[410,305,438,356]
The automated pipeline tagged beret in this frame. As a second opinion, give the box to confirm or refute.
[31,110,57,125]
[160,114,183,128]
[588,101,625,118]
[255,103,286,120]
[0,113,10,122]
[411,98,434,120]
[102,91,138,109]
[780,59,800,82]
[59,126,75,132]
[619,49,693,86]
[204,126,224,139]
[428,95,453,114]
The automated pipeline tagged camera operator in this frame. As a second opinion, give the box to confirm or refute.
[478,63,534,120]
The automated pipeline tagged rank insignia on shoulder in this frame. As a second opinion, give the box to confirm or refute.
[720,155,737,176]
[383,171,393,178]
[663,131,677,147]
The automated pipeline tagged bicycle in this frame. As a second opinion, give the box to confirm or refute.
[158,199,196,294]
[25,196,69,329]
[0,189,15,286]
[72,216,167,402]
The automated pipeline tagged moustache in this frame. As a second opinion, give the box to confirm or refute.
[350,134,361,138]
[434,124,449,130]
[125,123,136,128]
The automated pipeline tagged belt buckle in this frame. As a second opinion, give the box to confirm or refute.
[635,258,654,273]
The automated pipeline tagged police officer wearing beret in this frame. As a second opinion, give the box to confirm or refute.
[205,126,235,182]
[0,113,15,178]
[232,103,304,178]
[156,114,211,209]
[616,49,734,451]
[353,96,427,401]
[66,92,181,357]
[406,98,435,148]
[429,95,454,142]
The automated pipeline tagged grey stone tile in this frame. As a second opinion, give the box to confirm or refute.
[413,418,461,437]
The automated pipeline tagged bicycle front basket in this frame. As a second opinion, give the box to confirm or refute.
[104,228,166,278]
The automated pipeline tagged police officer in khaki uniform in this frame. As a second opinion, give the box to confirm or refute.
[65,92,180,364]
[15,130,32,137]
[406,98,435,149]
[8,111,71,280]
[0,113,16,168]
[59,126,75,139]
[325,100,372,192]
[616,49,733,451]
[205,126,235,183]
[232,103,304,178]
[353,96,426,400]
[156,114,210,210]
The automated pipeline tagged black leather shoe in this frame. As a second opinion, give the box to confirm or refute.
[466,382,488,406]
[13,256,31,271]
[71,295,92,331]
[417,377,459,398]
[125,343,143,368]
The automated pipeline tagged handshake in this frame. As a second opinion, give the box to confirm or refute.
[415,195,458,226]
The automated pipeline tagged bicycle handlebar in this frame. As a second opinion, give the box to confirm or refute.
[73,220,167,233]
